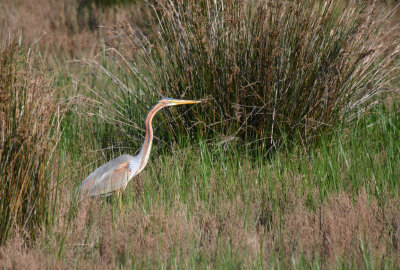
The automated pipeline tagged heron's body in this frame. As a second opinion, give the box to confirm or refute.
[79,98,200,199]
[80,154,138,196]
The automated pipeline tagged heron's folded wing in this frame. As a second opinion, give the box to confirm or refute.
[80,156,131,197]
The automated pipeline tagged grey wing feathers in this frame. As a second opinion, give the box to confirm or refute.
[80,154,133,197]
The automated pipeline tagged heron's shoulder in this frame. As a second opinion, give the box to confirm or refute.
[127,154,141,172]
[114,154,134,162]
[110,154,142,173]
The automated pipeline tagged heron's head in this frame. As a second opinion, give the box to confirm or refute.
[159,97,201,106]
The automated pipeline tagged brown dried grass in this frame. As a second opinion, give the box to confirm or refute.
[0,234,60,270]
[3,178,396,268]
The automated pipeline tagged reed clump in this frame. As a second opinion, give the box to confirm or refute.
[0,39,62,244]
[96,0,399,150]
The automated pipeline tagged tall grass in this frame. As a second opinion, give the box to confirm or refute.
[18,103,399,269]
[0,39,63,244]
[88,0,399,151]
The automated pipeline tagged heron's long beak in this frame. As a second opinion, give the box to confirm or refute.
[171,99,201,105]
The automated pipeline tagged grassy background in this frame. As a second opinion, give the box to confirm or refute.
[0,0,399,268]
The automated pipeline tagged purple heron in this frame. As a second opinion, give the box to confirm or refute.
[79,98,201,207]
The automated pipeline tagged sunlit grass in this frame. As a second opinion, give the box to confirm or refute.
[49,103,400,268]
[128,103,400,210]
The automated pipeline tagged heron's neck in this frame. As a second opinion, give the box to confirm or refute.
[137,102,165,170]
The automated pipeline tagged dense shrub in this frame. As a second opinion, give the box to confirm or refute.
[77,0,138,30]
[92,0,399,151]
[78,0,135,9]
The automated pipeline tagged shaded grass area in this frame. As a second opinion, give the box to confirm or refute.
[1,104,399,268]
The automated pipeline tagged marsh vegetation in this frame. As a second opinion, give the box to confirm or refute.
[0,0,399,268]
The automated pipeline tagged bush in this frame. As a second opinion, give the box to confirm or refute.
[76,0,139,30]
[77,0,135,9]
[89,0,399,151]
[0,40,63,244]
